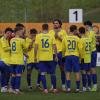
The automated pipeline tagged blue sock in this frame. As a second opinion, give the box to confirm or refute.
[15,76,21,89]
[1,73,7,87]
[0,76,1,83]
[36,73,41,85]
[61,71,65,85]
[82,74,87,87]
[27,74,31,86]
[41,75,47,89]
[76,81,80,89]
[6,74,10,86]
[66,80,71,89]
[11,76,15,89]
[51,74,56,89]
[87,74,91,87]
[92,74,97,85]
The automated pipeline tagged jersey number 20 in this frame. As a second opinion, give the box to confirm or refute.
[67,40,76,50]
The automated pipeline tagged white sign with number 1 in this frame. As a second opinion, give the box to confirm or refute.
[69,9,83,23]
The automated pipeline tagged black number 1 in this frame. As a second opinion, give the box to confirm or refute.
[73,11,78,21]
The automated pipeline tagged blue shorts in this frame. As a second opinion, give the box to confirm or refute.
[90,51,97,68]
[27,63,39,70]
[38,61,56,74]
[57,52,63,66]
[65,56,80,72]
[80,63,90,71]
[0,61,10,73]
[10,65,23,74]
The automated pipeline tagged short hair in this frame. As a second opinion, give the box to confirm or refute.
[42,23,49,30]
[84,20,92,27]
[16,23,25,28]
[5,27,13,33]
[53,19,62,26]
[79,27,85,34]
[30,28,37,34]
[70,25,77,32]
[14,27,23,33]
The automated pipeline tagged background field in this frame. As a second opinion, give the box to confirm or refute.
[0,0,100,22]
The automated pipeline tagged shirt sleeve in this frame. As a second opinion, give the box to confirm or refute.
[1,39,10,51]
[22,39,27,51]
[52,36,56,45]
[35,35,39,44]
[62,38,66,55]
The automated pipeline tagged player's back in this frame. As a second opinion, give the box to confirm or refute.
[35,33,55,61]
[62,35,80,57]
[86,30,96,52]
[80,36,92,63]
[10,37,26,65]
[0,36,10,64]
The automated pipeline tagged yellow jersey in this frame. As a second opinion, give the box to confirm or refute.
[10,37,26,65]
[80,35,92,63]
[0,37,2,59]
[62,35,81,57]
[25,37,35,64]
[49,29,66,52]
[35,33,56,61]
[86,30,96,52]
[0,36,10,64]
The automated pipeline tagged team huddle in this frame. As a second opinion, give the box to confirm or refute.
[0,19,98,94]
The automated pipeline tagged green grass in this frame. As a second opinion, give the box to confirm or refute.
[0,0,100,22]
[0,67,100,100]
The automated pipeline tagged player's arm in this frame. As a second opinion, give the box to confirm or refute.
[28,39,35,51]
[3,46,11,51]
[62,38,66,55]
[34,35,39,62]
[34,44,38,62]
[53,44,58,61]
[52,36,58,61]
[54,29,62,41]
[2,41,11,51]
[22,39,28,52]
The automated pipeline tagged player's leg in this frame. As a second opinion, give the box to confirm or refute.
[65,56,72,92]
[81,71,87,91]
[5,64,11,89]
[27,63,33,89]
[85,63,91,91]
[58,52,66,91]
[49,54,57,91]
[36,71,41,87]
[38,61,48,93]
[81,63,88,92]
[35,63,41,88]
[73,56,80,92]
[49,61,57,93]
[15,65,23,94]
[90,51,97,91]
[87,71,92,91]
[0,61,8,93]
[9,65,16,93]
